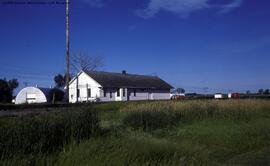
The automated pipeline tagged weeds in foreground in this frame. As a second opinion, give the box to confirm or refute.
[0,108,100,160]
[1,100,270,165]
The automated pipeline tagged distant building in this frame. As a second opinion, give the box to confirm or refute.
[170,89,185,98]
[228,93,240,99]
[15,87,64,104]
[68,70,173,103]
[170,92,185,100]
[214,93,226,99]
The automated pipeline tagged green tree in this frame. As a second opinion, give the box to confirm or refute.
[0,79,9,89]
[264,89,270,95]
[0,78,19,103]
[258,89,264,94]
[54,74,65,88]
[8,79,19,95]
[54,74,72,88]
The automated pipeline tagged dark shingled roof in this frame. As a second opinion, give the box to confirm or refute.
[85,71,173,89]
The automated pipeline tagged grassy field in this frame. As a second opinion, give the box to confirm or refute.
[1,99,270,165]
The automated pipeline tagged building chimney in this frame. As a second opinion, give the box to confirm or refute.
[122,70,127,75]
[35,84,38,88]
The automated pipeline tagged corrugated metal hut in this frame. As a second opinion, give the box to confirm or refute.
[15,87,64,104]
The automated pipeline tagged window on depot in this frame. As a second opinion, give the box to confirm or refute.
[123,88,125,97]
[103,89,107,97]
[110,91,112,98]
[87,88,91,98]
[134,89,136,97]
[117,88,120,97]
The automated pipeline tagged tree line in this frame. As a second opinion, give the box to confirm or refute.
[0,79,19,103]
[257,89,270,95]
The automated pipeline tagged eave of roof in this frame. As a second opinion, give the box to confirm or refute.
[84,70,173,89]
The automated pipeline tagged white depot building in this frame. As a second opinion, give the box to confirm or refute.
[68,70,173,103]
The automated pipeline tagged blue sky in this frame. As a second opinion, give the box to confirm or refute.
[0,0,269,94]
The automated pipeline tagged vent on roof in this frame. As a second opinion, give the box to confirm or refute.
[122,70,127,75]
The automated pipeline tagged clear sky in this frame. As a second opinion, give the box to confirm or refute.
[0,0,269,94]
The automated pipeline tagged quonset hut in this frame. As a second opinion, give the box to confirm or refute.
[15,87,64,104]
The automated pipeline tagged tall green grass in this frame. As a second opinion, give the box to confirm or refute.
[0,108,100,160]
[1,100,270,165]
[55,100,270,165]
[122,100,270,131]
[56,128,214,166]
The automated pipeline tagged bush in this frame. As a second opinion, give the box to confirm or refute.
[48,88,65,103]
[0,108,100,159]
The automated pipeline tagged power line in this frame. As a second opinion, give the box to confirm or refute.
[0,74,52,80]
[0,64,62,75]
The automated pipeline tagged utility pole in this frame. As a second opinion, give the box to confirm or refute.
[65,0,70,102]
